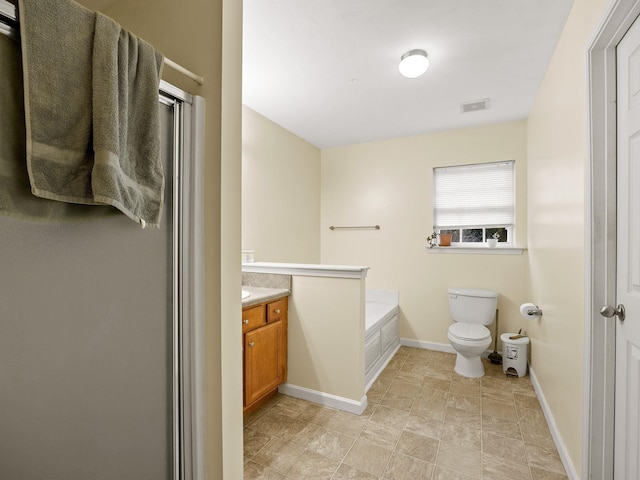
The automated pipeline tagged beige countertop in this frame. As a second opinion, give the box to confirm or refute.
[242,285,290,308]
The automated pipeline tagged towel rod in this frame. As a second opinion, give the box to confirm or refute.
[163,58,204,86]
[329,225,381,230]
[0,2,204,86]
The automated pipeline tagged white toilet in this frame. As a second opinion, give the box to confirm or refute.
[447,288,499,378]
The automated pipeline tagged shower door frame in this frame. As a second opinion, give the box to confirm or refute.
[161,80,206,480]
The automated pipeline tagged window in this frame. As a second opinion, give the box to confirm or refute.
[433,160,515,245]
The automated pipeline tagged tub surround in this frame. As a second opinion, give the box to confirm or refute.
[365,289,399,331]
[365,289,400,391]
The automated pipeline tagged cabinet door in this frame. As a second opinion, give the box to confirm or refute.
[244,321,284,406]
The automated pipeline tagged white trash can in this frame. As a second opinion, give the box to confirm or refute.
[501,333,529,377]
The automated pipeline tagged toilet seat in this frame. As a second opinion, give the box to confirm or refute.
[448,323,490,342]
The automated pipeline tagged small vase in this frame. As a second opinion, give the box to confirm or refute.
[487,238,498,248]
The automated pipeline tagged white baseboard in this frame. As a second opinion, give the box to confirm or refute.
[400,338,456,354]
[278,383,368,415]
[529,366,578,480]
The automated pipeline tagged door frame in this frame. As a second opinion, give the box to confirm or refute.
[160,81,206,480]
[586,0,640,477]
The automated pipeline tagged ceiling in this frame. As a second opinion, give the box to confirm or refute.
[243,0,574,149]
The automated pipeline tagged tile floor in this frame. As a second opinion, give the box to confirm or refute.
[243,346,568,480]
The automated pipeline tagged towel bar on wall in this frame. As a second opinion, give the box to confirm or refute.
[329,225,381,230]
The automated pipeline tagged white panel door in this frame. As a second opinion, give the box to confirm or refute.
[615,16,640,479]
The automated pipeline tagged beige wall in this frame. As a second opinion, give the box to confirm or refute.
[526,0,608,475]
[101,1,243,478]
[242,106,321,263]
[287,276,365,402]
[321,121,529,347]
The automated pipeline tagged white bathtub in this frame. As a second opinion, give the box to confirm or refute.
[365,289,400,391]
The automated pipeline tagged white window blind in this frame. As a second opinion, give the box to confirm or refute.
[433,161,515,228]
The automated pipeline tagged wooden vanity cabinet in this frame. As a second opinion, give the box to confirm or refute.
[242,297,288,412]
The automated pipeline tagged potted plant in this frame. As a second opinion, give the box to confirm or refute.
[426,231,438,248]
[487,231,499,248]
[427,230,452,247]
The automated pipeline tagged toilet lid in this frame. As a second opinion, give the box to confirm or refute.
[449,323,491,341]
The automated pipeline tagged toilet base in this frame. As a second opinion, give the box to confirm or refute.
[454,353,485,378]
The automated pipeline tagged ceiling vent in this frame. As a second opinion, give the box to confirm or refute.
[461,98,491,113]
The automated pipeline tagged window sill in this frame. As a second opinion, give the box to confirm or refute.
[425,246,525,255]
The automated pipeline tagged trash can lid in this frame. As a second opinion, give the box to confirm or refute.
[500,333,530,345]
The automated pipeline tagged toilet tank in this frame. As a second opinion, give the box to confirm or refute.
[448,288,498,325]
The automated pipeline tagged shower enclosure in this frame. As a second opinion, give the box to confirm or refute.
[0,78,205,480]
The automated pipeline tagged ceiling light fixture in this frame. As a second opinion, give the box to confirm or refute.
[398,49,429,78]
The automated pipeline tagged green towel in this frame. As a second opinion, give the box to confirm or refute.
[0,33,114,222]
[16,0,165,227]
[92,12,165,228]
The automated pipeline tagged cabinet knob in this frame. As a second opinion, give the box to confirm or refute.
[243,319,249,324]
[274,309,281,314]
[248,341,255,347]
